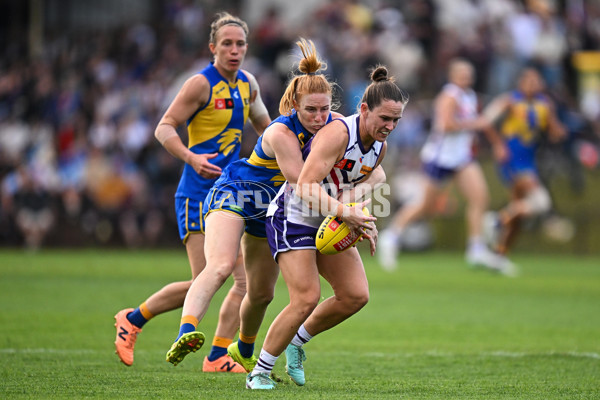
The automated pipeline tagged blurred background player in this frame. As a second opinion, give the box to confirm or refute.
[164,38,343,368]
[482,67,567,265]
[113,12,271,371]
[245,66,407,389]
[377,58,514,275]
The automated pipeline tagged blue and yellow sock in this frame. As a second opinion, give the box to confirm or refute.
[207,337,232,361]
[126,302,154,328]
[237,333,256,359]
[176,315,199,341]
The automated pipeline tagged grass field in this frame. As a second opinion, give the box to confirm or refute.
[0,248,598,399]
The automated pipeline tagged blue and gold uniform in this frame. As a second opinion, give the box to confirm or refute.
[175,63,251,242]
[203,110,333,238]
[499,90,551,184]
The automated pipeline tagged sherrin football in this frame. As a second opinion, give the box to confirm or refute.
[316,203,370,255]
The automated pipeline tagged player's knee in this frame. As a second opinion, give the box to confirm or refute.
[291,292,320,318]
[468,192,489,212]
[248,288,274,307]
[210,261,237,284]
[344,290,369,313]
[420,199,436,216]
[229,281,247,298]
[524,186,551,216]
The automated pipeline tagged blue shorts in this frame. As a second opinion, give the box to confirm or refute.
[175,196,205,243]
[422,162,457,183]
[499,137,538,184]
[203,178,278,238]
[266,208,318,262]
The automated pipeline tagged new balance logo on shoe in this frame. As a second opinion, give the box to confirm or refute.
[114,308,142,366]
[220,361,236,372]
[118,327,129,341]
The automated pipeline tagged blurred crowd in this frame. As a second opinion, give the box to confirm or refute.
[1,0,599,249]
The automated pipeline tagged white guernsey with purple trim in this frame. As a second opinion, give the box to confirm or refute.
[420,82,478,181]
[266,114,383,260]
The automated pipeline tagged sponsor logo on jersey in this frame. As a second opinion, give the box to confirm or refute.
[360,165,373,175]
[334,158,356,171]
[215,98,235,110]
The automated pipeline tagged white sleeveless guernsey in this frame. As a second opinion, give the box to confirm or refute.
[268,114,383,229]
[420,83,478,169]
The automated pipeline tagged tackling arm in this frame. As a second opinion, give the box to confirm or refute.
[296,121,376,233]
[267,124,305,185]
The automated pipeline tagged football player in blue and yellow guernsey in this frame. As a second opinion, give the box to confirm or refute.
[482,67,566,267]
[114,12,271,372]
[164,38,345,371]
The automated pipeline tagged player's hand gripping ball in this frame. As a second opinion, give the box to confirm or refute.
[316,203,370,255]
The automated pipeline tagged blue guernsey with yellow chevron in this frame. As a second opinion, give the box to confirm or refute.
[175,63,251,201]
[203,110,332,237]
[498,90,552,184]
[501,91,550,145]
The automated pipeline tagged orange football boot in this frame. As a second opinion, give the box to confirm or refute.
[202,354,246,373]
[114,308,142,366]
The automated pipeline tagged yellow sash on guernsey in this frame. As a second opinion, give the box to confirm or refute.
[187,80,251,152]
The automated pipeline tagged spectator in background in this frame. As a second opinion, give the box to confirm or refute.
[0,0,595,252]
[527,0,568,90]
[11,166,56,250]
[253,6,288,68]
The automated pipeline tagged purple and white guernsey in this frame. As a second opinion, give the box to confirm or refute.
[420,82,478,169]
[265,114,383,259]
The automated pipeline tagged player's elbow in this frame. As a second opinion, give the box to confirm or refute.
[154,123,178,145]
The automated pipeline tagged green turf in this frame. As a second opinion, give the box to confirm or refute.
[0,248,598,399]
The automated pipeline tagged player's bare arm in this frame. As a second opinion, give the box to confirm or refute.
[242,70,271,135]
[439,93,490,133]
[155,74,222,179]
[267,124,305,185]
[298,120,375,233]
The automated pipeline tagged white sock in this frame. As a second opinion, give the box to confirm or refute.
[291,324,313,347]
[252,348,278,376]
[383,228,403,244]
[468,236,486,253]
[391,226,404,237]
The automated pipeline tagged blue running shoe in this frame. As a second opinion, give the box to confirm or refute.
[285,343,306,386]
[246,372,276,389]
